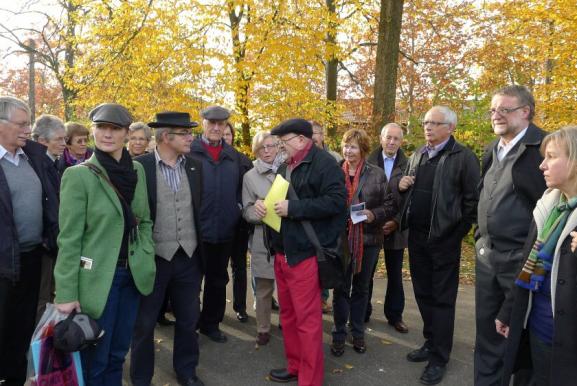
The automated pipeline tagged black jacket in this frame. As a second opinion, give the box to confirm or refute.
[0,140,59,281]
[189,138,245,243]
[500,221,577,386]
[367,147,409,249]
[400,136,480,241]
[269,145,347,266]
[479,123,547,223]
[135,152,205,270]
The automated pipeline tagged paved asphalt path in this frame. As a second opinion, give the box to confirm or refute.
[124,274,475,386]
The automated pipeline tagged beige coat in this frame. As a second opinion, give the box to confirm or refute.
[242,159,276,279]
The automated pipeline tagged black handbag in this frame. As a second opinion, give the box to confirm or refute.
[285,169,349,290]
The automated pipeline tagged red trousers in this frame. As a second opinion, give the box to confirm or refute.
[274,254,324,386]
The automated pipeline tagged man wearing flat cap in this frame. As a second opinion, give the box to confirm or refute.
[130,112,205,386]
[261,118,347,385]
[189,105,246,343]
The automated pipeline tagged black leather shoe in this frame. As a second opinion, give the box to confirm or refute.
[177,376,205,386]
[330,340,345,357]
[236,310,248,323]
[269,368,297,383]
[407,345,430,362]
[200,329,227,343]
[419,364,446,385]
[157,315,176,326]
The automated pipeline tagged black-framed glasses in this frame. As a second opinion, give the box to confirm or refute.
[487,105,526,117]
[168,131,193,137]
[279,135,300,146]
[422,120,449,127]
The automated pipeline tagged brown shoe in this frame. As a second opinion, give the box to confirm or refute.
[321,300,332,314]
[389,320,409,333]
[257,332,270,346]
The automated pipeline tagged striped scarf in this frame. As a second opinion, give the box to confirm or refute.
[515,195,577,291]
[343,160,364,274]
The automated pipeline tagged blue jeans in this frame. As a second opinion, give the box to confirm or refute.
[82,268,140,386]
[332,246,380,340]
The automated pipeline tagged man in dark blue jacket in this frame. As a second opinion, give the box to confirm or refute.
[0,96,59,386]
[189,105,245,343]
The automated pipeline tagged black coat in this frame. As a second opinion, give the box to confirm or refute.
[135,152,205,270]
[0,140,59,281]
[500,194,577,386]
[367,147,408,249]
[269,145,348,266]
[479,123,547,221]
[400,136,480,241]
[189,139,245,243]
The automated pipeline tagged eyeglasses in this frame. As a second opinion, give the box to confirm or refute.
[487,105,526,117]
[130,137,149,142]
[1,119,31,129]
[279,135,300,146]
[422,121,448,127]
[168,132,193,137]
[259,143,278,152]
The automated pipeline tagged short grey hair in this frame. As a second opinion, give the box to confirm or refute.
[429,105,457,127]
[0,96,30,122]
[251,131,274,157]
[129,122,152,141]
[380,122,403,138]
[154,127,172,143]
[32,114,65,141]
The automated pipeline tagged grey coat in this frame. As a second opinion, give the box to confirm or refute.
[242,159,275,279]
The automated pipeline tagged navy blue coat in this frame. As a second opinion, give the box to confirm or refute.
[189,138,245,244]
[0,140,59,281]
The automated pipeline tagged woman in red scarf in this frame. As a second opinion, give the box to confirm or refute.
[331,128,390,356]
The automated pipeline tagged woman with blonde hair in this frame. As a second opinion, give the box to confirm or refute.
[499,126,577,386]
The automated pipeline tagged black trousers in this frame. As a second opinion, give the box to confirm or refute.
[408,230,461,366]
[131,249,202,385]
[199,241,233,332]
[366,247,405,323]
[230,224,249,313]
[474,237,526,386]
[0,246,43,386]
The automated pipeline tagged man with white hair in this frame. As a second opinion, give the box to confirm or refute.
[399,106,479,385]
[0,96,59,386]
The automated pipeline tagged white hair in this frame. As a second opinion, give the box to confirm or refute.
[429,105,457,127]
[380,122,404,138]
[32,114,65,141]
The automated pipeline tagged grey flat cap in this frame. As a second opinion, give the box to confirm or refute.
[201,105,230,121]
[89,103,133,128]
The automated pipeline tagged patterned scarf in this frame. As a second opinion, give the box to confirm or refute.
[516,195,577,291]
[63,147,92,167]
[343,160,364,274]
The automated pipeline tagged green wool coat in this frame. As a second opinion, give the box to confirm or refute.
[54,155,155,319]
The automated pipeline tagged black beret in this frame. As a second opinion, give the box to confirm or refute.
[201,106,230,121]
[88,103,133,129]
[270,118,313,138]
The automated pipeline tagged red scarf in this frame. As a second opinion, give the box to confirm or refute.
[342,160,364,274]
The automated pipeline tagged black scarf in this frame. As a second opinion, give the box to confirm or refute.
[94,147,138,258]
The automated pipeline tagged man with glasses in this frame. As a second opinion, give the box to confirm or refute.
[266,119,347,385]
[475,85,547,386]
[399,106,479,385]
[189,106,246,343]
[131,111,205,386]
[0,96,59,386]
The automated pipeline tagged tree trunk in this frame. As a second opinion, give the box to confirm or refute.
[325,0,338,137]
[28,40,36,123]
[372,0,404,134]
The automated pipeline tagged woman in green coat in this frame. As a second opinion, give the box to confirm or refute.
[54,103,155,386]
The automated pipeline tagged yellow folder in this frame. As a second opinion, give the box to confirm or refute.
[262,174,290,232]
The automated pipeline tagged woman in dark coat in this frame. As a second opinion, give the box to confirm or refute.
[498,126,577,386]
[330,128,390,355]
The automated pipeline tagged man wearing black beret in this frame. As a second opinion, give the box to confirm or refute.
[262,118,347,385]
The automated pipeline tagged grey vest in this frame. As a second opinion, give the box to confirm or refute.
[0,156,43,251]
[154,166,197,260]
[477,144,533,251]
